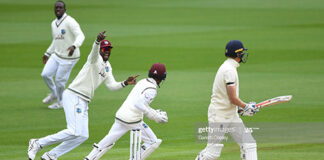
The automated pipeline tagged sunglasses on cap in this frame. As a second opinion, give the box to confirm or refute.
[101,47,111,52]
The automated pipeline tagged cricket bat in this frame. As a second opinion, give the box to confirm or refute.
[238,95,293,114]
[255,95,293,109]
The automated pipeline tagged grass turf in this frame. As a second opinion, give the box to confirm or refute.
[0,0,324,159]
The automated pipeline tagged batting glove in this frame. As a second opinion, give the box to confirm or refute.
[240,102,258,116]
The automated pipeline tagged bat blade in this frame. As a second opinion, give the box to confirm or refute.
[256,95,292,109]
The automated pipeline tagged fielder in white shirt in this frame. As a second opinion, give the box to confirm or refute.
[195,40,259,160]
[41,1,85,109]
[84,63,168,160]
[28,31,138,160]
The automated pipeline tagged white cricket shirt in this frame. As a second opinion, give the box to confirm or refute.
[67,41,125,102]
[115,78,158,123]
[45,13,85,59]
[208,58,240,118]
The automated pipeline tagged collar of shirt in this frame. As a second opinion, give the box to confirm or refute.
[147,78,157,86]
[226,58,240,68]
[56,13,67,25]
[102,60,109,66]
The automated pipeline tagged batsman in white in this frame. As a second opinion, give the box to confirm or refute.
[84,63,168,160]
[41,0,85,109]
[27,31,138,160]
[195,40,259,160]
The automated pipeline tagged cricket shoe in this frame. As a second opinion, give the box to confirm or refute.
[41,152,57,160]
[42,93,56,104]
[48,102,63,109]
[27,139,41,160]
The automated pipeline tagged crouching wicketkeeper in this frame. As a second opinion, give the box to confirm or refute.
[85,63,168,160]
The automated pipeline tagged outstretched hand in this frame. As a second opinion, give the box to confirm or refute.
[97,31,106,42]
[125,75,140,85]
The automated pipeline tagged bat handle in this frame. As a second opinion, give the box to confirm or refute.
[256,104,262,109]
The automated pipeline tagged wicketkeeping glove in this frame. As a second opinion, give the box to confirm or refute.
[145,108,168,123]
[157,109,168,123]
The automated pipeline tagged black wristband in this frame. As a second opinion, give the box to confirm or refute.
[121,81,128,87]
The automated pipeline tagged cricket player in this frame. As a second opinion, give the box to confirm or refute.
[84,63,168,160]
[195,40,258,160]
[27,31,138,160]
[41,1,85,109]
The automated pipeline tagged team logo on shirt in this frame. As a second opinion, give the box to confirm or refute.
[105,66,109,72]
[61,29,66,34]
[142,122,148,128]
[76,108,82,113]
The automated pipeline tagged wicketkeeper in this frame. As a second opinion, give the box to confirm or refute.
[195,40,258,160]
[85,63,168,160]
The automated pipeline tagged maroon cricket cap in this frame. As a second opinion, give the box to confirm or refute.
[148,63,167,80]
[100,40,113,48]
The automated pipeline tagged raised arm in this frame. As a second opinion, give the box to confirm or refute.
[87,31,106,64]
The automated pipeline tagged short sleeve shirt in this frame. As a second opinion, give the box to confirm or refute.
[209,58,240,118]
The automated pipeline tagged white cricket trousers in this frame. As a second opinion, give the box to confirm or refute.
[96,120,158,151]
[41,54,78,104]
[200,113,257,160]
[37,90,89,158]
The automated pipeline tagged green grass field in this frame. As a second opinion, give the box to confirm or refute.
[1,0,324,159]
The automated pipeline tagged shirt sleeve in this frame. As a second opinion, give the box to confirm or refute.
[224,70,236,86]
[104,65,125,91]
[45,39,55,56]
[68,17,85,48]
[87,41,100,63]
[134,88,157,113]
[45,23,55,56]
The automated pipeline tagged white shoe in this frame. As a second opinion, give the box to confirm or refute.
[41,152,57,160]
[42,93,56,104]
[48,102,62,109]
[27,139,41,160]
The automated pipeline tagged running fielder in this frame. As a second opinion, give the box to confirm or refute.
[84,63,168,160]
[41,1,85,109]
[27,31,138,160]
[195,40,258,160]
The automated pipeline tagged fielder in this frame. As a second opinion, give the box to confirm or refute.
[41,0,85,109]
[28,31,138,160]
[84,63,168,160]
[195,40,258,160]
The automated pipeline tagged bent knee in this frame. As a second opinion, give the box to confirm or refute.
[41,72,52,79]
[55,77,68,85]
[66,129,89,139]
[75,134,89,143]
